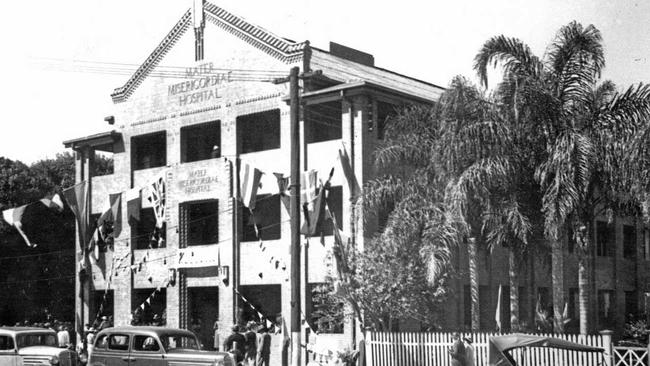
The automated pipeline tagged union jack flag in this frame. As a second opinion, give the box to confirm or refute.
[146,174,166,229]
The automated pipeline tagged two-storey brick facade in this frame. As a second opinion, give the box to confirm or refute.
[63,1,648,357]
[62,0,444,357]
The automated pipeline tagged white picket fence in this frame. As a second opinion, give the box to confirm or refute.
[365,331,616,366]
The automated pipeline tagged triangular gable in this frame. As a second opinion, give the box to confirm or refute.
[203,3,306,62]
[111,2,307,104]
[111,9,192,103]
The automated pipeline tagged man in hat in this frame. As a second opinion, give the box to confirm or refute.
[448,332,466,366]
[57,325,70,348]
[243,321,257,366]
[256,324,271,366]
[463,337,475,366]
[99,316,110,331]
[223,325,245,364]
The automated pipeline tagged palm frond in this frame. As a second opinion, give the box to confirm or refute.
[474,35,543,88]
[535,130,595,238]
[546,21,605,80]
[445,156,513,221]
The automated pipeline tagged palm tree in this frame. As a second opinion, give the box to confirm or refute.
[364,75,533,331]
[475,21,650,334]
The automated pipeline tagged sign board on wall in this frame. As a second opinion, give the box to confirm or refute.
[175,164,223,200]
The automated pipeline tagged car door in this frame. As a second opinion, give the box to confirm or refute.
[130,335,165,366]
[105,334,131,366]
[0,335,20,366]
[88,334,108,366]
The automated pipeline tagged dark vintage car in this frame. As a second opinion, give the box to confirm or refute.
[0,327,77,366]
[488,334,605,366]
[88,327,234,366]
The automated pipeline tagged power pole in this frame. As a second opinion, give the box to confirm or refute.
[289,66,301,366]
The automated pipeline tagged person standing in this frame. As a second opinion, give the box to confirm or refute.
[244,321,257,366]
[98,316,110,331]
[57,325,70,348]
[86,328,96,358]
[223,325,246,364]
[463,337,475,366]
[212,320,220,351]
[448,332,466,366]
[256,325,271,366]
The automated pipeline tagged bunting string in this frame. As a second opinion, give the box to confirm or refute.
[248,208,288,280]
[132,279,171,316]
[234,288,277,330]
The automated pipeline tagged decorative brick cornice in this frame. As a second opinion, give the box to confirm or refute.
[111,9,193,104]
[111,3,306,104]
[203,2,306,63]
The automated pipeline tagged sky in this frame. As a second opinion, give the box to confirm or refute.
[0,0,648,164]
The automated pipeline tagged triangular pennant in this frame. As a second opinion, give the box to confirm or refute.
[40,193,65,212]
[273,172,290,214]
[63,181,92,251]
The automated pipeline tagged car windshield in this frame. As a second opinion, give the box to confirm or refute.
[159,334,200,352]
[16,333,58,348]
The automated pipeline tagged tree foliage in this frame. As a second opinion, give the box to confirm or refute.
[0,152,112,325]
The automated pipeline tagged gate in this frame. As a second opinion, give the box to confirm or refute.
[613,346,649,366]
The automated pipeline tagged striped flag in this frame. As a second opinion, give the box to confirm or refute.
[2,193,66,247]
[300,169,318,203]
[495,284,503,332]
[339,145,361,203]
[2,204,34,247]
[239,162,263,209]
[125,187,141,222]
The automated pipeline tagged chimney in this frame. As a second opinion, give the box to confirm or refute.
[329,42,374,67]
[193,0,205,61]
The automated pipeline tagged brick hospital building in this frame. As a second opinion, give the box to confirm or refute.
[62,0,443,354]
[63,0,649,355]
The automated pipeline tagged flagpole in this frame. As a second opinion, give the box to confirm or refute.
[289,66,301,366]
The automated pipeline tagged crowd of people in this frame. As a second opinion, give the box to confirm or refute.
[5,319,75,349]
[222,321,272,366]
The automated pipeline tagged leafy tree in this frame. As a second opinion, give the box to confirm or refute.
[475,21,650,334]
[0,154,78,325]
[326,105,461,331]
[310,283,344,333]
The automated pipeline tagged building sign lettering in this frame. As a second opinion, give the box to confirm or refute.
[168,62,231,106]
[176,167,221,198]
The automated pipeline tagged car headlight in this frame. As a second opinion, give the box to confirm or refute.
[49,355,59,365]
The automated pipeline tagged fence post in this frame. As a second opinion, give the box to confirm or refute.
[599,330,613,366]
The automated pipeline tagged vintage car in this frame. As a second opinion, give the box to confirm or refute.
[488,333,605,366]
[88,326,234,366]
[0,327,77,366]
